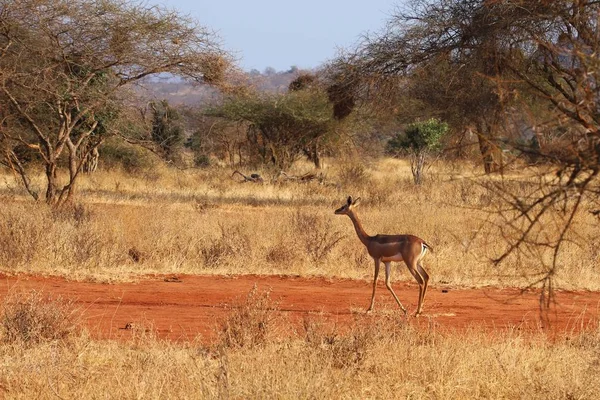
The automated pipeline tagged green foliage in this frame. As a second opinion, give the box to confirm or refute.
[387,118,448,156]
[186,128,208,167]
[207,88,335,169]
[99,139,157,173]
[0,0,229,205]
[193,154,211,168]
[185,116,225,168]
[387,118,448,185]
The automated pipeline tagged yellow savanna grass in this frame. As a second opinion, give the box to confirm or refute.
[0,288,599,399]
[0,158,598,290]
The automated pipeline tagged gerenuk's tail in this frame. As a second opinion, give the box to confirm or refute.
[422,241,434,254]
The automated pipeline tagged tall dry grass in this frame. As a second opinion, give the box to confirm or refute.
[0,288,599,399]
[0,158,598,290]
[1,290,81,345]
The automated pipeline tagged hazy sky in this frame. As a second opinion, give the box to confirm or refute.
[159,0,401,72]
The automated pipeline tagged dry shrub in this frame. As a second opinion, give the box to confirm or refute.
[338,163,369,187]
[193,199,219,214]
[564,324,600,351]
[217,285,280,349]
[351,245,371,269]
[0,206,47,266]
[202,223,250,268]
[265,238,298,266]
[291,210,345,265]
[0,203,124,274]
[302,315,337,347]
[0,290,80,345]
[128,246,144,263]
[1,159,599,290]
[0,302,598,399]
[303,313,407,369]
[72,229,110,265]
[328,327,374,369]
[51,202,92,226]
[361,180,400,206]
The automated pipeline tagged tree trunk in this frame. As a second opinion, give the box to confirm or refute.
[477,133,495,174]
[476,119,502,174]
[60,140,81,206]
[411,152,426,185]
[304,140,322,169]
[4,150,39,200]
[313,150,321,169]
[82,147,99,173]
[45,162,58,205]
[237,142,243,166]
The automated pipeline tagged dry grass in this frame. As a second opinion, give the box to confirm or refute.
[216,284,282,349]
[0,289,599,399]
[0,290,81,345]
[0,158,598,290]
[1,133,599,397]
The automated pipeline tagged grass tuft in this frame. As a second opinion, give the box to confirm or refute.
[292,209,345,266]
[0,290,81,345]
[216,285,281,349]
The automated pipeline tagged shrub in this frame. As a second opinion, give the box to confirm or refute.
[216,285,280,349]
[100,139,157,173]
[291,210,345,265]
[0,205,49,267]
[387,118,448,184]
[302,316,368,356]
[201,223,250,268]
[149,100,185,163]
[265,239,298,267]
[0,290,80,345]
[51,202,93,226]
[338,162,369,187]
[302,314,405,369]
[194,153,211,168]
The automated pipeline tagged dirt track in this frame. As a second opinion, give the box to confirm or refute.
[1,273,599,342]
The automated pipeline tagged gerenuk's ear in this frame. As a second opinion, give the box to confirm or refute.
[347,196,352,205]
[352,197,361,206]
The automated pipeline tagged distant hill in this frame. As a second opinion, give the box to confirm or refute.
[135,79,220,106]
[137,67,310,106]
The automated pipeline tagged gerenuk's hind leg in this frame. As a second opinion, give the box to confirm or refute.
[405,261,425,315]
[416,263,429,314]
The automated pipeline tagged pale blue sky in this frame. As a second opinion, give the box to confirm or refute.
[159,0,402,72]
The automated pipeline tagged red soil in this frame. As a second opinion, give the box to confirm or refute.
[1,273,599,342]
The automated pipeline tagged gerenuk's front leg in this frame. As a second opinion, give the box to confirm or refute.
[367,258,380,312]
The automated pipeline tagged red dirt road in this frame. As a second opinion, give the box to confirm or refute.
[1,273,599,341]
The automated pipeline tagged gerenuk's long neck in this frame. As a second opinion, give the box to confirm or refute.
[347,210,371,247]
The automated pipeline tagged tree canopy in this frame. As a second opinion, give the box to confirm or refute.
[0,0,232,205]
[207,83,336,170]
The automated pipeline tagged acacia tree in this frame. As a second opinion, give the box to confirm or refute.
[207,84,335,170]
[0,0,230,206]
[474,1,600,307]
[326,0,535,173]
[324,0,600,312]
